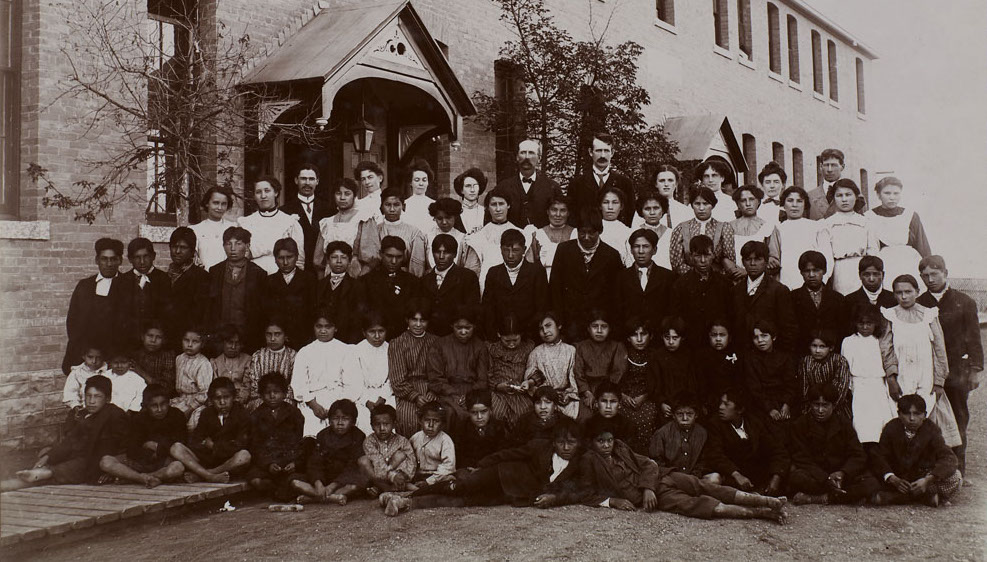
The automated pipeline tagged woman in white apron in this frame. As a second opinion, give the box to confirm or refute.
[865,177,932,291]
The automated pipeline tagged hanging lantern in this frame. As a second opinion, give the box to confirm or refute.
[351,118,375,153]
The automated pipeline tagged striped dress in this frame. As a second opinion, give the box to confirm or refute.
[487,339,535,428]
[798,353,853,420]
[525,341,580,419]
[388,331,438,436]
[247,346,297,409]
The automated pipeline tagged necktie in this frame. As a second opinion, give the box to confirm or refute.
[329,273,345,289]
[521,177,533,185]
[596,173,606,187]
[138,273,150,289]
[638,267,648,291]
[435,271,445,289]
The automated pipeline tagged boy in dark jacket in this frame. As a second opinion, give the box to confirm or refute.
[170,377,252,482]
[246,372,304,497]
[99,384,186,486]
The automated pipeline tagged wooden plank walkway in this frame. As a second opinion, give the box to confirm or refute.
[0,482,247,548]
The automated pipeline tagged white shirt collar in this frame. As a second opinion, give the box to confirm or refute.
[282,270,296,284]
[863,286,883,304]
[593,166,611,177]
[931,285,948,301]
[732,419,749,440]
[549,453,569,482]
[298,194,315,204]
[747,274,765,295]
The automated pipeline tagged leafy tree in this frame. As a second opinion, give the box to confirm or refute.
[472,0,677,190]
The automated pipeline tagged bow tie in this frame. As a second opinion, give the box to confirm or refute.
[521,177,533,184]
[765,198,779,205]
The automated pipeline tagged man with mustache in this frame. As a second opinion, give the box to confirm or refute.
[568,132,635,226]
[493,139,560,228]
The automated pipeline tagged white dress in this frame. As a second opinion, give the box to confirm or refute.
[818,211,879,295]
[601,219,633,266]
[882,306,937,414]
[191,218,237,270]
[777,218,830,290]
[356,192,383,224]
[291,339,350,436]
[866,208,923,291]
[757,200,783,228]
[730,217,776,265]
[464,221,535,293]
[403,194,435,234]
[313,214,363,276]
[841,334,896,442]
[460,203,485,236]
[238,210,306,274]
[342,339,393,434]
[532,227,576,281]
[712,191,737,223]
[666,198,692,229]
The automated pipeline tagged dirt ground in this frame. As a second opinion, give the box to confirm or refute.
[8,353,987,561]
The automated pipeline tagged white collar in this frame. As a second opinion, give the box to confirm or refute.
[863,286,883,303]
[593,166,611,177]
[931,284,949,301]
[520,171,537,183]
[747,274,765,293]
[96,272,117,282]
[298,194,315,204]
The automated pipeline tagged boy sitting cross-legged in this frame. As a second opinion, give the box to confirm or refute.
[246,372,305,499]
[170,377,252,483]
[358,404,417,499]
[290,399,367,505]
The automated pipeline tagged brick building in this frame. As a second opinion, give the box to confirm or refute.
[0,0,877,449]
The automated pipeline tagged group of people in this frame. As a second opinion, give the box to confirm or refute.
[7,135,981,523]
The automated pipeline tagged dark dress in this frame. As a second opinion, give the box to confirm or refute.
[744,349,799,417]
[619,348,660,454]
[247,401,304,483]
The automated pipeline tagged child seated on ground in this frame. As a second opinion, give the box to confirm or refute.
[290,399,367,505]
[170,377,251,483]
[652,461,788,523]
[359,404,416,497]
[524,312,580,420]
[210,326,252,404]
[619,317,660,454]
[409,401,457,490]
[649,392,710,478]
[654,316,699,422]
[62,346,106,426]
[788,384,879,505]
[246,321,297,410]
[586,381,633,445]
[99,384,186,487]
[131,322,176,392]
[104,352,147,413]
[246,372,305,499]
[172,327,214,424]
[870,394,961,507]
[744,320,797,422]
[452,390,508,469]
[512,386,561,445]
[574,309,626,412]
[580,417,660,512]
[797,329,852,420]
[3,375,128,491]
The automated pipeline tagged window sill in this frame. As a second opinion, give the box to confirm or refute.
[0,220,51,240]
[828,98,840,109]
[713,45,733,60]
[653,18,677,34]
[139,224,178,244]
[768,71,785,84]
[789,79,803,91]
[857,111,867,121]
[812,91,827,102]
[738,54,755,69]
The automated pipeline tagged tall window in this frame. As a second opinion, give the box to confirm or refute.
[786,15,799,83]
[742,134,757,185]
[771,142,784,167]
[494,60,525,182]
[767,3,781,73]
[737,0,752,59]
[146,129,182,220]
[1,0,21,218]
[656,0,674,25]
[827,39,838,101]
[811,30,823,94]
[859,169,869,204]
[855,57,866,114]
[791,148,803,187]
[713,0,729,49]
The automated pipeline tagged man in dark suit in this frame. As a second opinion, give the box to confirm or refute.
[62,238,128,375]
[567,132,635,225]
[118,237,172,351]
[917,255,984,476]
[316,240,366,344]
[206,227,268,352]
[790,250,848,352]
[265,238,318,349]
[493,139,559,228]
[280,163,333,271]
[482,229,549,341]
[164,227,209,351]
[731,241,797,352]
[424,234,480,337]
[671,235,733,349]
[614,229,675,337]
[362,236,421,341]
[807,148,852,220]
[845,256,897,324]
[549,208,624,342]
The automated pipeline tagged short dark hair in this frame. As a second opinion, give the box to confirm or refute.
[465,389,493,409]
[659,315,686,337]
[419,400,444,420]
[808,328,838,349]
[827,178,863,211]
[740,240,769,260]
[585,307,611,327]
[328,399,358,422]
[500,228,525,247]
[575,207,604,232]
[689,186,718,208]
[804,383,839,404]
[721,387,748,412]
[362,310,387,332]
[370,403,397,423]
[819,148,845,166]
[758,161,787,185]
[142,383,170,405]
[273,238,298,256]
[380,187,404,204]
[223,226,251,244]
[354,161,384,179]
[598,187,628,210]
[254,175,283,194]
[453,168,488,198]
[896,394,927,414]
[431,233,458,253]
[752,318,778,338]
[312,309,336,328]
[552,416,583,442]
[258,372,288,394]
[331,177,359,198]
[594,380,621,400]
[584,415,620,440]
[208,376,237,398]
[325,240,353,258]
[689,234,714,255]
[380,235,406,253]
[591,131,614,148]
[429,197,463,218]
[918,255,947,272]
[404,297,432,320]
[623,315,651,337]
[85,374,112,396]
[532,386,559,404]
[141,320,166,335]
[200,186,233,210]
[628,228,658,248]
[672,391,701,412]
[170,226,196,248]
[798,250,827,271]
[296,163,320,179]
[95,238,124,256]
[858,255,885,273]
[635,189,669,216]
[695,159,734,188]
[850,302,886,338]
[732,184,764,204]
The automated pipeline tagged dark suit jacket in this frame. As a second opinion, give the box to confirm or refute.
[494,173,560,228]
[47,403,130,482]
[63,274,128,374]
[422,265,481,337]
[731,275,797,351]
[281,196,334,271]
[918,288,984,386]
[476,439,588,505]
[265,269,318,349]
[806,185,835,221]
[165,264,209,350]
[207,260,268,352]
[870,419,958,482]
[706,414,789,486]
[549,240,624,342]
[118,268,172,350]
[567,170,635,225]
[671,270,733,349]
[614,263,676,337]
[789,413,867,478]
[316,275,367,344]
[845,287,897,311]
[482,261,548,341]
[580,440,661,505]
[362,267,421,341]
[791,285,849,352]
